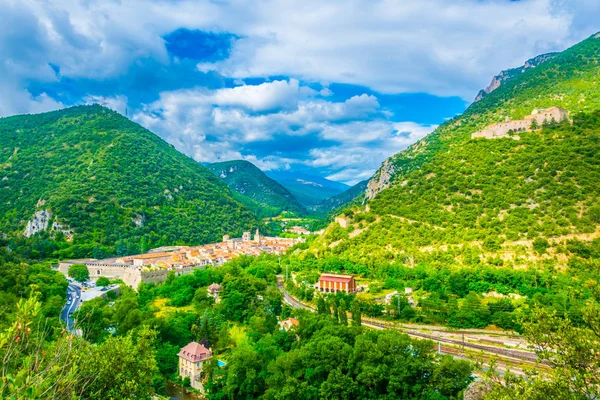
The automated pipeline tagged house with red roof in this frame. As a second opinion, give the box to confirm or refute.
[178,341,212,391]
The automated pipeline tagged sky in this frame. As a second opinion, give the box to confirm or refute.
[2,0,600,185]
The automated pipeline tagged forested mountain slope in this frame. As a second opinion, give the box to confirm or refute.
[310,179,368,216]
[207,160,306,217]
[0,105,258,259]
[308,33,600,269]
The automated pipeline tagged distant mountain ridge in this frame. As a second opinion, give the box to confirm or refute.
[266,170,349,206]
[0,105,258,259]
[207,160,306,217]
[310,180,368,215]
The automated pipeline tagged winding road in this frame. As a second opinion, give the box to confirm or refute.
[60,283,82,332]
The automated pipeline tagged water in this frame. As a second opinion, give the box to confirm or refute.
[166,382,202,400]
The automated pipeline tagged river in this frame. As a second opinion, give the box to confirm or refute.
[166,382,202,400]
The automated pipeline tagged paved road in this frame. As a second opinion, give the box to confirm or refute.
[60,283,82,331]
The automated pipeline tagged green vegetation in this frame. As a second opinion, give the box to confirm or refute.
[286,236,600,330]
[486,300,600,399]
[0,105,259,260]
[310,179,368,216]
[72,255,474,399]
[207,160,306,217]
[310,33,600,269]
[0,296,159,399]
[68,263,90,283]
[96,276,110,287]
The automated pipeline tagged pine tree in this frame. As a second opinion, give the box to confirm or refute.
[351,301,362,326]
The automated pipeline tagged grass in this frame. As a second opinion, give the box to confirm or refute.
[152,298,194,318]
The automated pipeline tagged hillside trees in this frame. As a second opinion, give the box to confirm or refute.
[68,264,90,283]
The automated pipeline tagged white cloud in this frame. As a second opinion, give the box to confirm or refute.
[212,79,315,111]
[3,0,598,104]
[132,81,434,184]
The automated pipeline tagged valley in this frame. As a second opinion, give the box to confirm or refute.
[1,12,600,400]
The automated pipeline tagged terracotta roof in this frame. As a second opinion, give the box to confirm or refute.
[178,342,212,362]
[319,274,354,283]
[208,283,222,291]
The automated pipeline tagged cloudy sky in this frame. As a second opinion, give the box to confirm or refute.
[2,0,599,184]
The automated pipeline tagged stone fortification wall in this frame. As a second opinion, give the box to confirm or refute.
[472,107,569,140]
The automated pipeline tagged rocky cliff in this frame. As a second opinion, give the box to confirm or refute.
[474,52,558,102]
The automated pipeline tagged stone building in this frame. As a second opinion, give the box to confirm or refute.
[207,283,222,303]
[278,317,299,331]
[317,274,357,294]
[178,341,212,391]
[472,107,569,139]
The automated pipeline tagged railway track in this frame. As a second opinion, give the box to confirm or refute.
[277,279,540,368]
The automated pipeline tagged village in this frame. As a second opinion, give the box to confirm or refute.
[58,230,302,288]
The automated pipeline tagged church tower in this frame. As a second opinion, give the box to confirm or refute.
[254,228,261,243]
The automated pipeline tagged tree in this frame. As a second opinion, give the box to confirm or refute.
[350,301,362,327]
[68,263,90,283]
[96,276,110,287]
[338,299,348,326]
[486,300,600,399]
[82,326,159,399]
[530,119,539,130]
[317,295,329,315]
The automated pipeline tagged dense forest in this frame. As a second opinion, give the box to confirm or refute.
[0,105,259,259]
[71,255,475,399]
[312,33,600,269]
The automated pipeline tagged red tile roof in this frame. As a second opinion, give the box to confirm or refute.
[319,274,354,284]
[178,342,212,362]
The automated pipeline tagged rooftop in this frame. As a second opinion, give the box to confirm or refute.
[178,341,212,362]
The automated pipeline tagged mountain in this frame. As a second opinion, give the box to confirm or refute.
[309,32,600,268]
[310,179,369,215]
[0,105,259,259]
[206,160,306,217]
[266,170,349,206]
[473,52,559,102]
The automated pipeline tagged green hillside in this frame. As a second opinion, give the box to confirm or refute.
[207,160,306,217]
[310,179,368,216]
[0,105,258,259]
[307,33,600,269]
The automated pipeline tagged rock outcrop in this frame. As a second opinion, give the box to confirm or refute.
[463,381,492,400]
[474,52,558,102]
[24,210,52,237]
[365,159,397,201]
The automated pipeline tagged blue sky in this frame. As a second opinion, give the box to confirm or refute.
[1,1,599,184]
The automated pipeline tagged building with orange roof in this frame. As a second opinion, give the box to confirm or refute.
[278,317,300,331]
[317,274,357,294]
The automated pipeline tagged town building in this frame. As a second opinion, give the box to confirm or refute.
[288,226,311,235]
[207,283,222,303]
[472,107,569,139]
[316,274,357,294]
[58,231,303,288]
[178,341,212,391]
[278,317,300,331]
